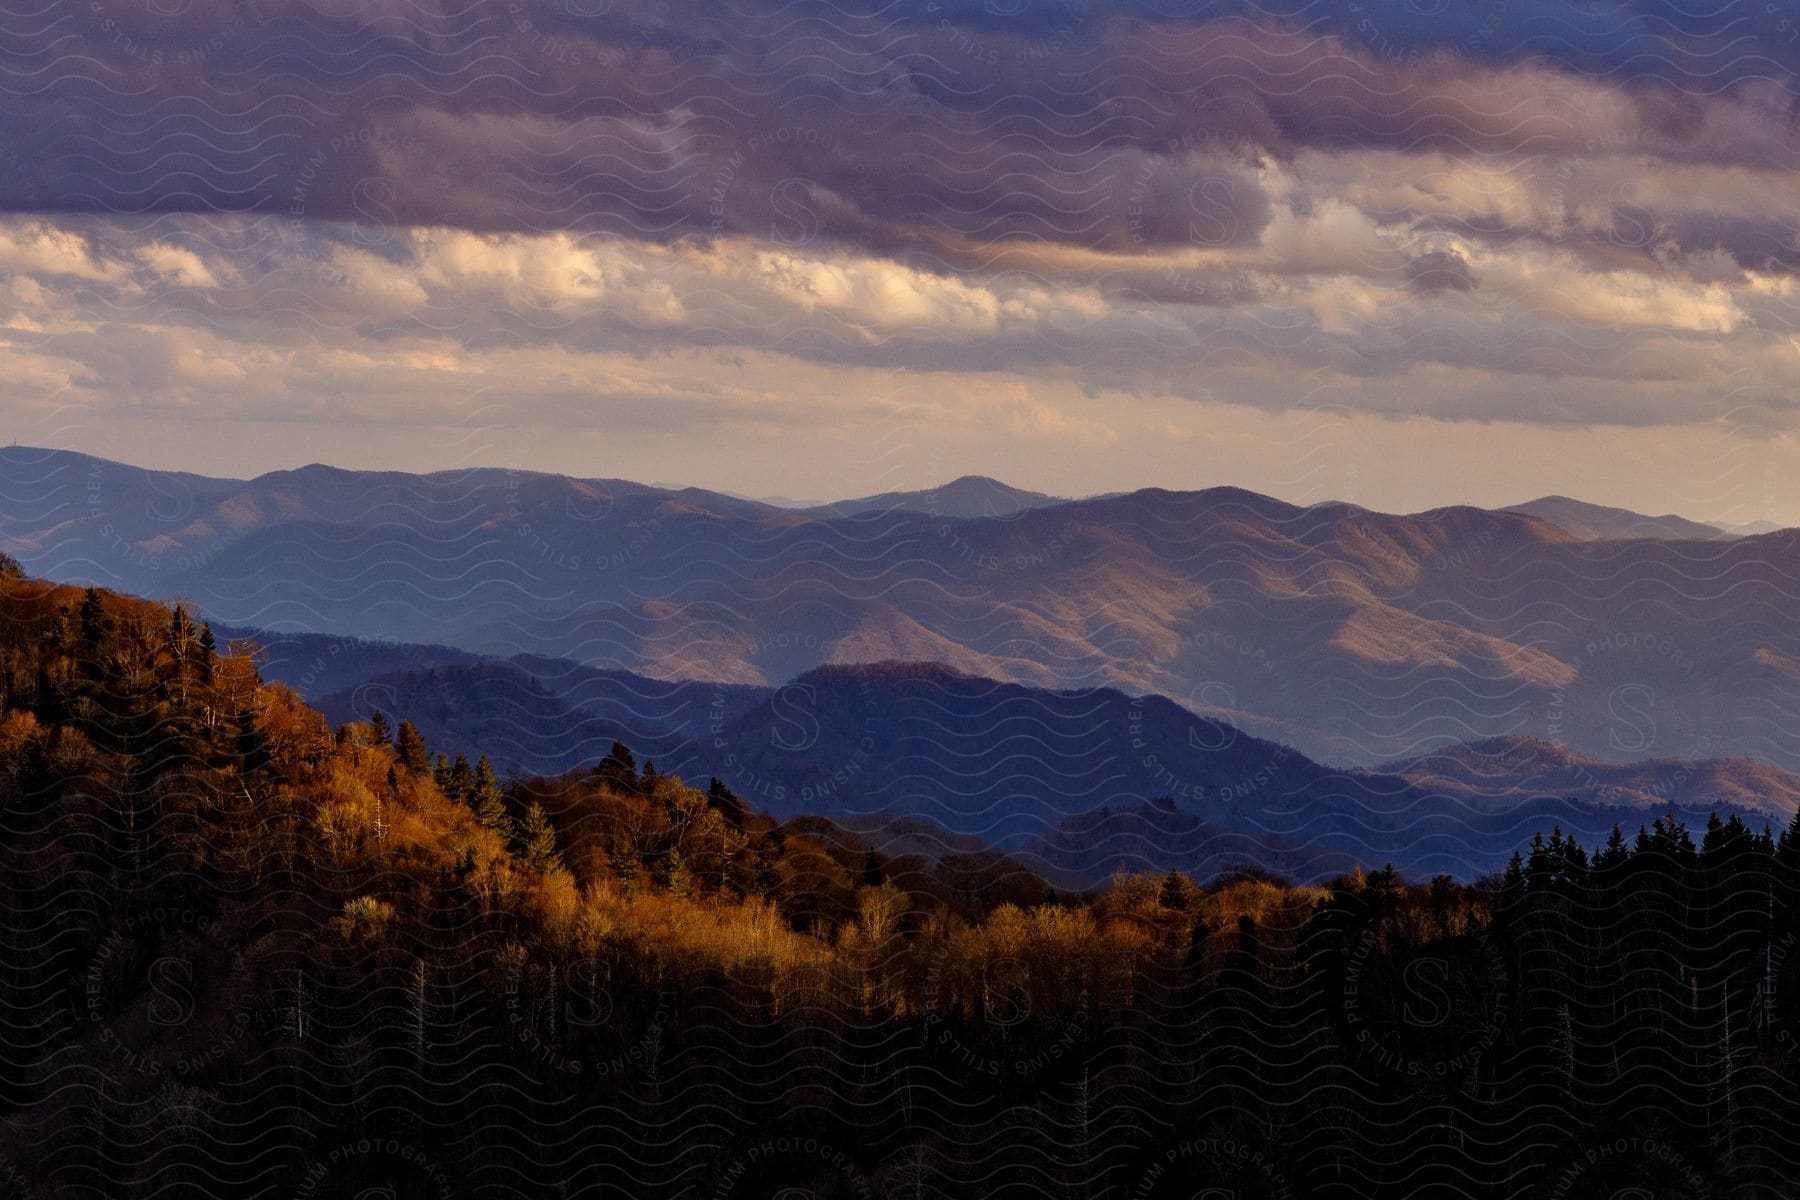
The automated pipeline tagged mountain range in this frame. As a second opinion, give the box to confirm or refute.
[5,446,1798,776]
[217,626,1800,883]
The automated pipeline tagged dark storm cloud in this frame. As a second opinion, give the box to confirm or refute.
[0,0,1794,272]
[1407,250,1477,294]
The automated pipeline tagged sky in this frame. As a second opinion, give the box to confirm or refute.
[1,0,1798,522]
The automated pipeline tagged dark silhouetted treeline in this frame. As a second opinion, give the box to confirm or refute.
[0,562,1792,1196]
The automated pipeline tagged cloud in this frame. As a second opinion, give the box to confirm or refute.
[0,0,1798,476]
[1407,250,1478,294]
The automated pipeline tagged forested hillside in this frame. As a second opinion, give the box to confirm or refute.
[284,638,1799,884]
[3,559,1800,1196]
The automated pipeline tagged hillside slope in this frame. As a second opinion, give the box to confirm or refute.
[294,640,1800,881]
[8,447,1800,773]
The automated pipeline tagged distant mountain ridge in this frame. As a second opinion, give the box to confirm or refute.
[229,628,1800,883]
[7,446,1800,774]
[1501,495,1736,542]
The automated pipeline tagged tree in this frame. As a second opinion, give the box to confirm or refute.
[395,720,430,774]
[1500,851,1526,910]
[1595,823,1630,872]
[1780,807,1800,863]
[369,709,392,747]
[596,741,637,793]
[1184,915,1212,979]
[860,849,884,889]
[517,801,561,875]
[705,777,747,831]
[664,848,695,897]
[446,751,473,805]
[1158,868,1189,912]
[77,587,110,686]
[608,840,644,894]
[236,707,270,775]
[470,756,511,838]
[751,833,785,902]
[79,586,108,650]
[0,550,20,580]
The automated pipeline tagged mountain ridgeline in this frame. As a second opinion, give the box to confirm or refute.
[4,446,1796,777]
[227,625,1799,885]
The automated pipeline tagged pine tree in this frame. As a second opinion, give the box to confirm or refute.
[77,587,110,685]
[395,720,430,774]
[1595,823,1630,872]
[860,849,884,889]
[196,623,216,683]
[517,801,561,874]
[78,586,108,650]
[1499,851,1525,911]
[596,741,637,793]
[369,709,392,747]
[447,752,473,805]
[1158,868,1189,911]
[236,708,269,774]
[471,757,511,838]
[609,840,644,894]
[705,777,747,830]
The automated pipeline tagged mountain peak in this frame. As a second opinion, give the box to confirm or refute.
[1503,495,1731,542]
[807,476,1062,520]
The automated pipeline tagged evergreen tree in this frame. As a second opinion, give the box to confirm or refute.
[596,740,637,793]
[235,708,269,774]
[1158,868,1189,912]
[447,751,473,805]
[705,777,748,831]
[77,586,110,686]
[1595,823,1630,871]
[395,720,430,774]
[369,709,392,747]
[470,756,511,838]
[517,801,561,874]
[1777,807,1800,866]
[608,839,644,894]
[1499,851,1526,911]
[860,849,884,889]
[78,586,108,650]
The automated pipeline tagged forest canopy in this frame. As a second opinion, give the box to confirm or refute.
[0,572,1793,1197]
